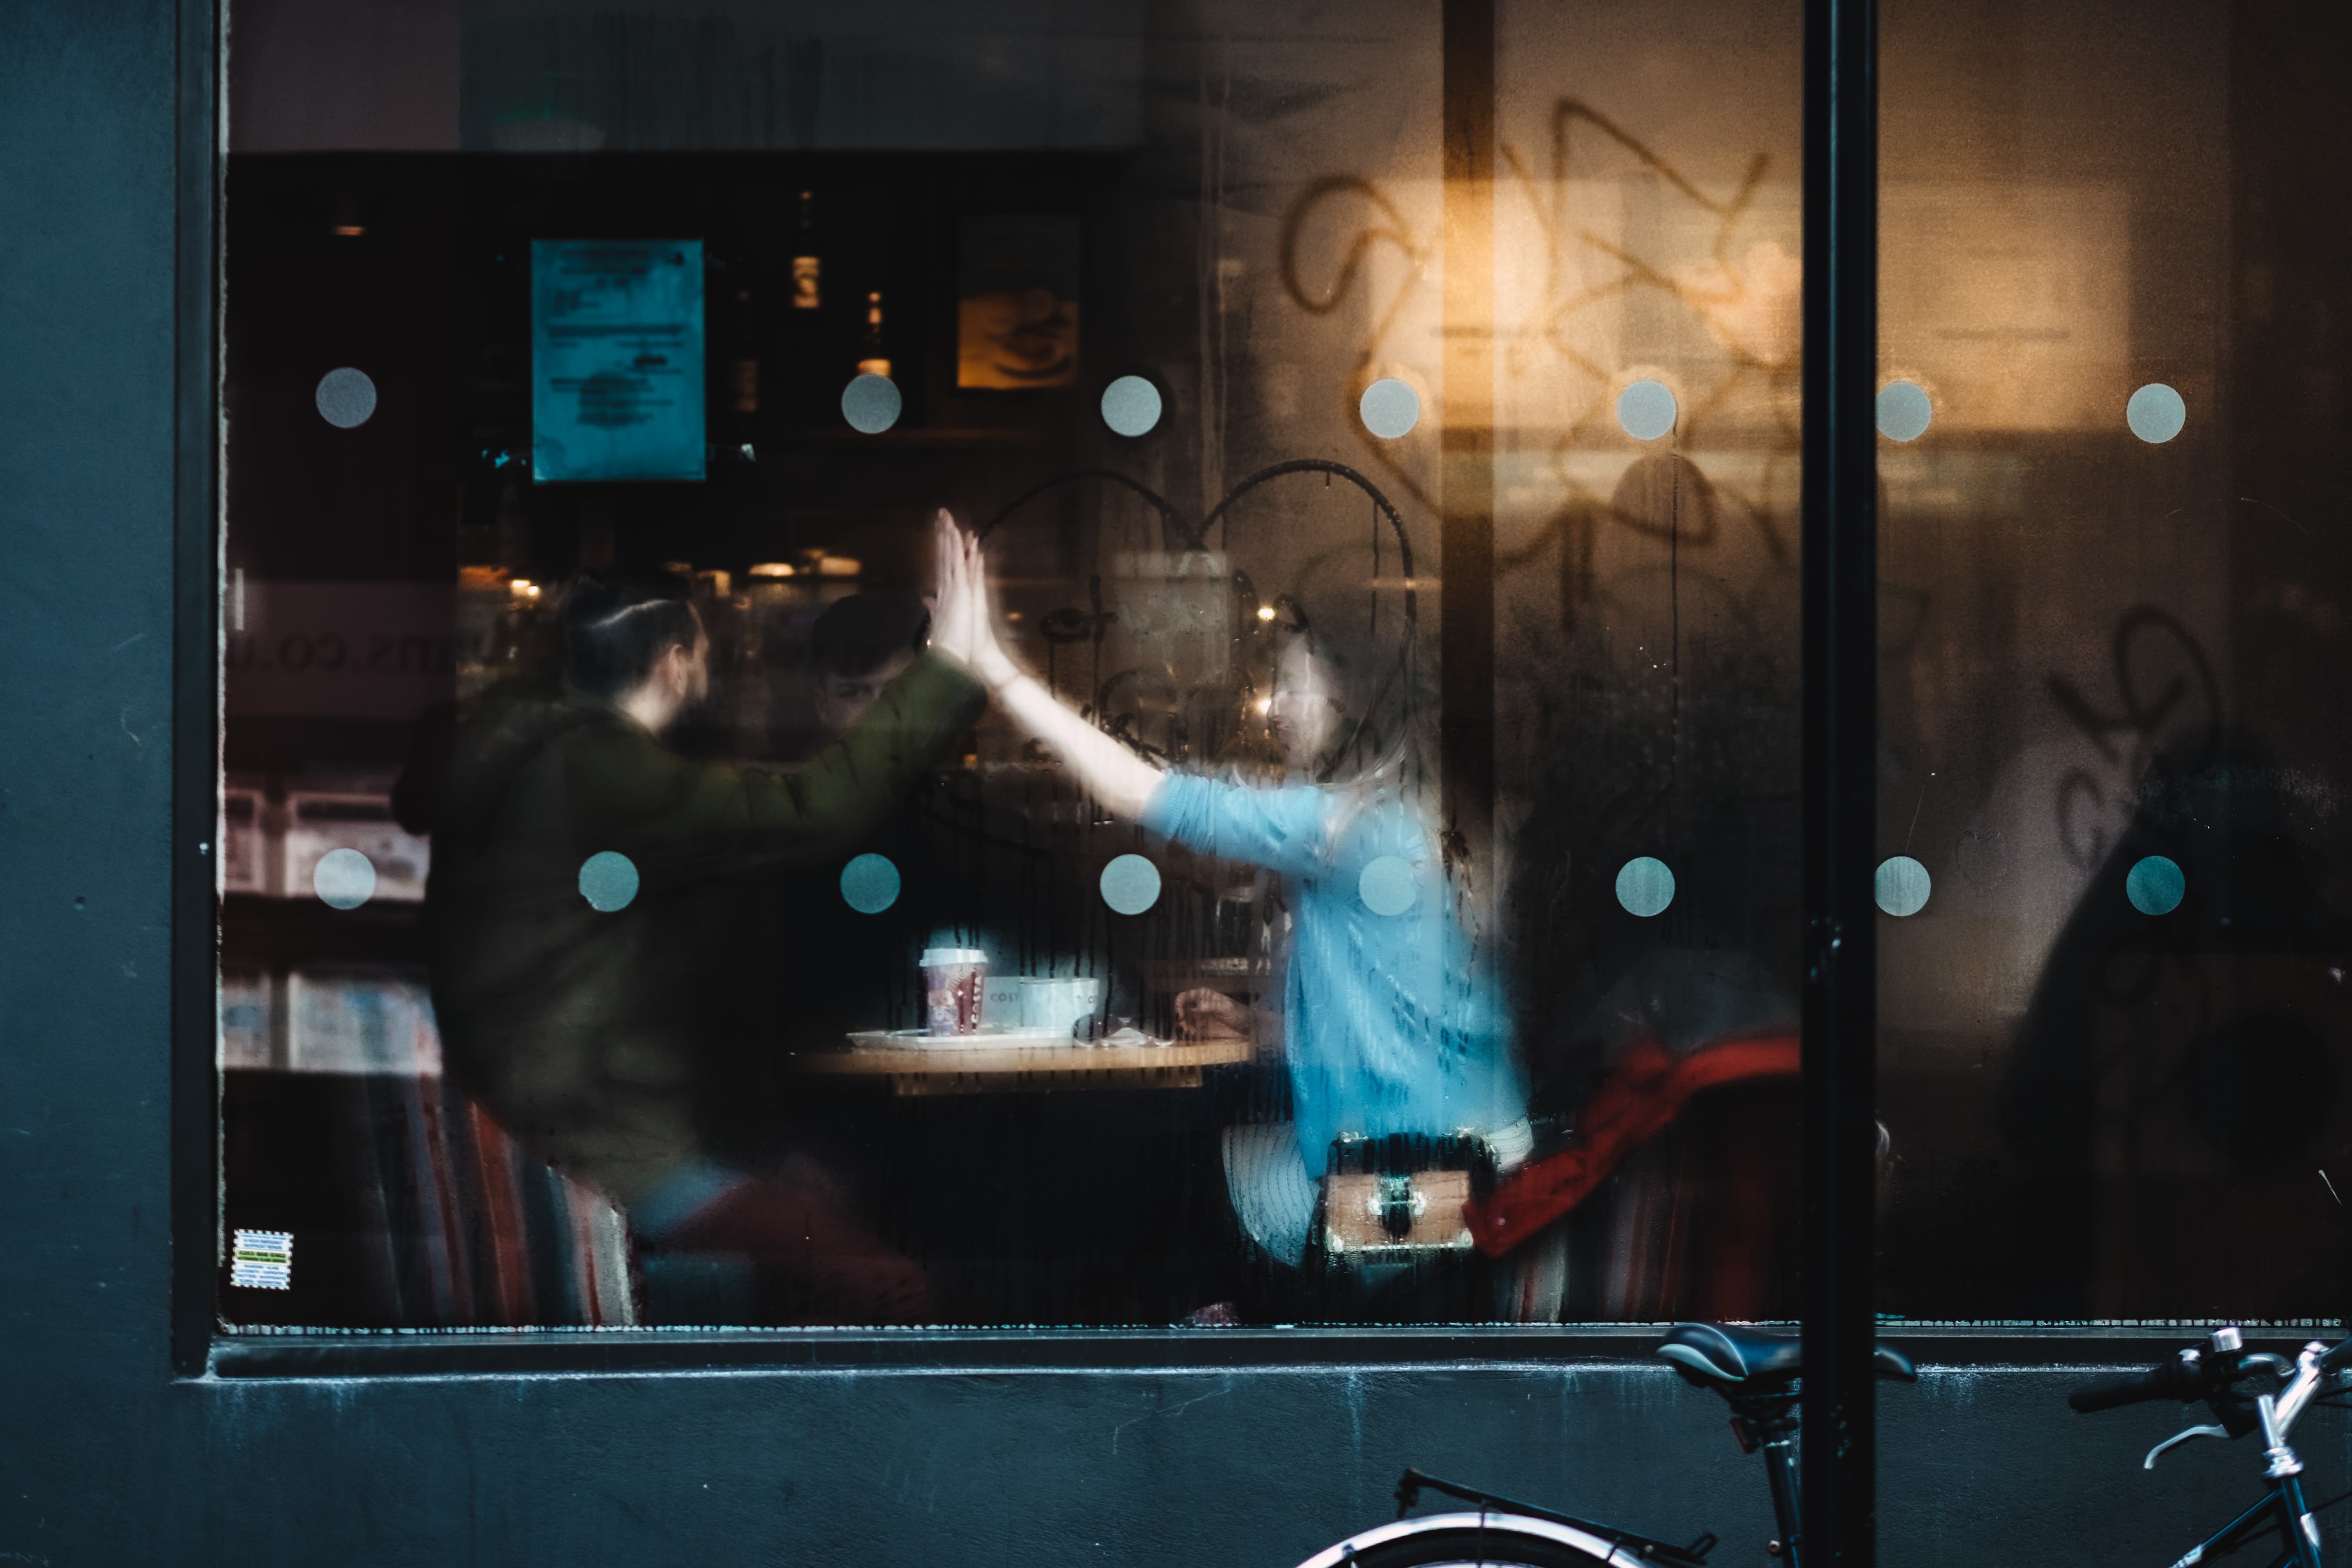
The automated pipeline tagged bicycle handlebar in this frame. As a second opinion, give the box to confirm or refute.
[2067,1358,2205,1414]
[2069,1332,2352,1419]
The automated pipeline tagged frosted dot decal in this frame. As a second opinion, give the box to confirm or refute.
[1875,855,1931,917]
[578,850,640,913]
[1099,853,1162,916]
[839,852,901,915]
[1358,378,1421,439]
[1876,381,1933,443]
[1615,856,1675,918]
[314,367,378,429]
[2127,383,2186,444]
[1101,375,1163,437]
[2126,854,2185,916]
[313,847,376,910]
[1616,380,1677,441]
[1358,855,1419,917]
[841,373,902,434]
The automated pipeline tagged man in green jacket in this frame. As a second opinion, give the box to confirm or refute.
[428,516,986,1323]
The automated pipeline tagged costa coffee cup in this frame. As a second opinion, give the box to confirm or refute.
[919,947,987,1035]
[1020,975,1107,1036]
[981,973,1023,1030]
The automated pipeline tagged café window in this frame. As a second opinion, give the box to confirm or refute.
[212,0,2347,1336]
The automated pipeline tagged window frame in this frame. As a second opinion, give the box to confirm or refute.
[167,0,2314,1391]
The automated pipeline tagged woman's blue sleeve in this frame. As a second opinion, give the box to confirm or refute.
[1138,772,1330,880]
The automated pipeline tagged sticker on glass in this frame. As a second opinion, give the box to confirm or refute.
[1876,381,1933,443]
[314,367,378,429]
[2126,854,2185,916]
[1875,855,1931,917]
[1100,853,1162,916]
[840,852,901,915]
[312,847,376,910]
[1616,380,1677,441]
[1100,375,1162,437]
[230,1229,293,1290]
[2127,382,2186,444]
[841,373,902,434]
[578,850,640,913]
[1358,377,1420,439]
[1615,855,1675,918]
[1358,855,1419,917]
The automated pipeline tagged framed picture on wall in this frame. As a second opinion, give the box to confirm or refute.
[956,215,1081,390]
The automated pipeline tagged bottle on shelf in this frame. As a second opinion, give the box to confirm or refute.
[791,190,821,311]
[857,289,890,379]
[727,271,760,416]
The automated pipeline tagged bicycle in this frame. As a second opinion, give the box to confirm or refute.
[2065,1325,2352,1568]
[1290,1321,1917,1568]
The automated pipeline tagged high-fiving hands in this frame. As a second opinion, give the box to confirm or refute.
[928,506,1161,816]
[927,508,1019,689]
[926,509,981,670]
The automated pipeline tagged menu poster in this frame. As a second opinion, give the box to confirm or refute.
[956,216,1081,390]
[531,239,706,482]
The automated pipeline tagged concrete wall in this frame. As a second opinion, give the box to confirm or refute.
[3,3,2349,1564]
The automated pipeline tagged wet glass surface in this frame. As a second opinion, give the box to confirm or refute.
[216,0,1819,1331]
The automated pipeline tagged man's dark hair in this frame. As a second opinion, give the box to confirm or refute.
[808,591,930,679]
[559,569,701,700]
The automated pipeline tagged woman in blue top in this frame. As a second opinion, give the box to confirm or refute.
[950,532,1527,1266]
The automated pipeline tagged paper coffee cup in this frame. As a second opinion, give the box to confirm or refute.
[919,947,987,1035]
[981,973,1023,1030]
[1020,975,1107,1035]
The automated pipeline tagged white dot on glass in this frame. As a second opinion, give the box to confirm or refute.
[1100,853,1162,916]
[1358,855,1419,918]
[839,852,901,915]
[314,367,378,429]
[1358,378,1421,439]
[2126,854,2186,916]
[578,850,639,913]
[1875,855,1931,917]
[841,373,902,434]
[2127,383,2186,444]
[1616,380,1677,442]
[1615,856,1675,918]
[313,847,376,910]
[1100,375,1163,438]
[1876,381,1933,443]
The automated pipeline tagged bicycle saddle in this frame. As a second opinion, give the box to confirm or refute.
[1657,1322,1917,1389]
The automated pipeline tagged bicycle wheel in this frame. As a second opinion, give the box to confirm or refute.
[1292,1515,1611,1568]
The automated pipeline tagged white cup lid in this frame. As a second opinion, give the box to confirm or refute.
[919,947,987,966]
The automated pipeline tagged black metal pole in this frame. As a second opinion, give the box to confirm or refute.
[1439,0,1496,923]
[1799,0,1879,1558]
[169,0,224,1378]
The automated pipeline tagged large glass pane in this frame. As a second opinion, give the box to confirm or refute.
[1877,0,2351,1326]
[216,0,1801,1332]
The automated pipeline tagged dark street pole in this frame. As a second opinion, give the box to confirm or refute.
[1799,0,1879,1559]
[1440,0,1497,929]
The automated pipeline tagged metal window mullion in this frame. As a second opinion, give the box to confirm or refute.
[1799,0,1880,1560]
[170,0,226,1378]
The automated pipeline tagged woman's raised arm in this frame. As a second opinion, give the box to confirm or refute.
[962,533,1164,820]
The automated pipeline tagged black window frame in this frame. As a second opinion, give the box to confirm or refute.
[168,0,2266,1407]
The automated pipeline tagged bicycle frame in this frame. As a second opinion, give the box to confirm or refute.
[1290,1323,1928,1568]
[1350,1385,1806,1568]
[2177,1478,2321,1568]
[1740,1400,1805,1568]
[1289,1512,1636,1568]
[1386,1470,1718,1568]
[2146,1342,2333,1568]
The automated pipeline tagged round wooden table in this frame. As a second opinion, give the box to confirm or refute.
[790,1030,1254,1096]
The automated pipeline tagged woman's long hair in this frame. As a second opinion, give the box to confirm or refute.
[1276,618,1431,847]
